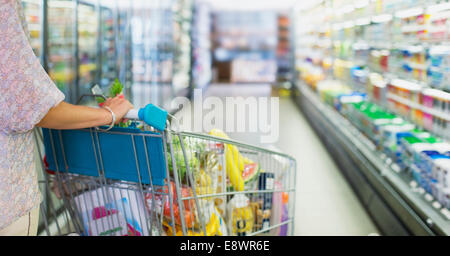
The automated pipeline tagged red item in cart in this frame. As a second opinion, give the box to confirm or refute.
[43,156,55,175]
[145,181,196,228]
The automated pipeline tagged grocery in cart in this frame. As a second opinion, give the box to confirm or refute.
[36,95,296,236]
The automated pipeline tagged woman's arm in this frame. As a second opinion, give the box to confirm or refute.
[36,95,133,130]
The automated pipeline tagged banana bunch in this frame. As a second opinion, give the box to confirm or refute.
[209,129,255,192]
[195,150,220,197]
[195,168,214,196]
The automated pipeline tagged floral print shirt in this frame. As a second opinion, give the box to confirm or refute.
[0,0,65,229]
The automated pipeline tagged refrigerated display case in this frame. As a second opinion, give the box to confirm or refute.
[172,0,194,95]
[77,1,99,98]
[130,1,173,109]
[47,0,76,102]
[20,0,192,109]
[130,0,193,110]
[99,1,117,88]
[192,1,212,89]
[21,0,43,57]
[116,1,133,97]
[293,0,450,235]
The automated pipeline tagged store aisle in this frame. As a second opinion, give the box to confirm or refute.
[276,94,379,236]
[178,84,380,235]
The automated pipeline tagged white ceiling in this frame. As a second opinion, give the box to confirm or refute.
[81,0,322,12]
[200,0,303,11]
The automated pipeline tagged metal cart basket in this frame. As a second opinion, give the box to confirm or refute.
[36,100,296,236]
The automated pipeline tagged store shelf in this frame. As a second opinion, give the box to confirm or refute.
[387,93,450,121]
[293,81,450,236]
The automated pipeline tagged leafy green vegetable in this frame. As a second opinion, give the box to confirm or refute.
[95,79,123,104]
[95,78,129,128]
[167,136,205,182]
[167,149,199,181]
[110,78,123,97]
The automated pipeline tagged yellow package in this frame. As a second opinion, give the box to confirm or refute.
[227,194,254,236]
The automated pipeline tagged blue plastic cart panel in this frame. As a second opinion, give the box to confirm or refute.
[43,127,167,186]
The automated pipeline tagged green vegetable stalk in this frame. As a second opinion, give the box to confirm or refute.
[96,79,131,128]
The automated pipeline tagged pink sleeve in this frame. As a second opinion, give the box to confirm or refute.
[0,0,65,134]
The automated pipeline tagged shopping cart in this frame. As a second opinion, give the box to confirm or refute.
[36,96,297,236]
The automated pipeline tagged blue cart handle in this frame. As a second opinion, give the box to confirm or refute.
[82,91,175,132]
[124,104,175,132]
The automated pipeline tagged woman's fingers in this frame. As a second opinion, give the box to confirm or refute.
[103,96,134,124]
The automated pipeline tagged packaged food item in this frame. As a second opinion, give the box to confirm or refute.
[253,172,274,232]
[399,130,444,169]
[74,185,149,236]
[269,181,283,235]
[435,158,450,188]
[227,194,254,236]
[380,122,415,158]
[367,72,387,105]
[336,92,366,112]
[433,142,450,155]
[279,192,289,236]
[316,80,352,107]
[427,46,450,90]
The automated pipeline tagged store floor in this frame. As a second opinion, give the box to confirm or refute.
[176,83,380,236]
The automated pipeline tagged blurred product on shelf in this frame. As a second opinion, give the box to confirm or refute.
[99,2,118,88]
[294,0,450,232]
[47,0,76,100]
[77,3,99,96]
[192,1,212,89]
[307,77,450,214]
[212,11,278,83]
[231,59,277,83]
[22,0,42,57]
[276,13,292,85]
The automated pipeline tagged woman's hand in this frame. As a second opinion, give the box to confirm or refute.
[102,95,134,124]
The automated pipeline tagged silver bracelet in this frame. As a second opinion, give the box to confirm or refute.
[97,106,116,131]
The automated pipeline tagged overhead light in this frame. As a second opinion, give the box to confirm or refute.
[332,23,343,30]
[354,0,369,9]
[22,0,40,4]
[48,0,74,8]
[427,2,450,14]
[342,21,354,28]
[355,17,370,26]
[394,7,424,18]
[339,4,355,15]
[372,14,392,23]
